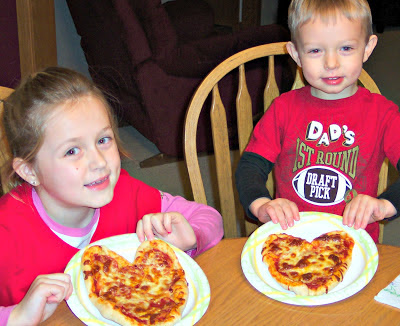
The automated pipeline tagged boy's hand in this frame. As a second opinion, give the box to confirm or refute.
[136,212,197,252]
[250,197,300,230]
[342,194,396,229]
[9,273,73,326]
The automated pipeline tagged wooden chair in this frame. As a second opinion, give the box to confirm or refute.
[0,86,14,195]
[184,42,388,241]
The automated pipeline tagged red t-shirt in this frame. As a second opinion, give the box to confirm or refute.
[246,86,400,241]
[0,169,161,306]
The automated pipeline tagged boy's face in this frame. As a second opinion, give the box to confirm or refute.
[287,14,377,100]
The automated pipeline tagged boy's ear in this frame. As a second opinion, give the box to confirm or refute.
[286,41,302,67]
[13,158,40,186]
[363,35,378,63]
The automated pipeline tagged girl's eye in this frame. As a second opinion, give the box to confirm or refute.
[98,136,112,145]
[65,147,80,156]
[308,49,320,54]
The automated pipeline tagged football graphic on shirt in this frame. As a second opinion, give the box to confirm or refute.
[292,166,352,206]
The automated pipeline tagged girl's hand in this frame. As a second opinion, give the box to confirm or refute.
[343,195,396,229]
[9,273,73,326]
[251,197,300,230]
[136,212,197,252]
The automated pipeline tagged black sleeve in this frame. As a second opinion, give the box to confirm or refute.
[378,159,400,221]
[235,152,274,221]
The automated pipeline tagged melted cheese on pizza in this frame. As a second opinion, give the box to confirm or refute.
[263,233,353,291]
[83,246,187,325]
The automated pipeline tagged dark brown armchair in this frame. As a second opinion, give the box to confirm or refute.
[67,0,290,160]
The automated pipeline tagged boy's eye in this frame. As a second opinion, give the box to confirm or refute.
[341,46,353,51]
[65,147,80,156]
[308,49,320,54]
[98,136,112,145]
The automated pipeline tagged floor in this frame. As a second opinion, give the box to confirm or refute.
[119,26,400,247]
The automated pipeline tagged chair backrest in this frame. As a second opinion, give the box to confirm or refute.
[0,86,14,195]
[184,42,387,241]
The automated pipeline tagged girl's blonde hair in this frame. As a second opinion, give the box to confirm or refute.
[288,0,373,43]
[1,66,126,190]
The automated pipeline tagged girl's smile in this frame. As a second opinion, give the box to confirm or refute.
[85,175,111,190]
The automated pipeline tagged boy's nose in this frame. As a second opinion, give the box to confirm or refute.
[324,53,339,70]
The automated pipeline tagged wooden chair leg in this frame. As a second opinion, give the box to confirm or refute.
[139,153,182,168]
[245,220,259,236]
[379,222,385,244]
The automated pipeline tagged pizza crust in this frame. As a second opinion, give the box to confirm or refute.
[261,231,354,296]
[81,240,188,326]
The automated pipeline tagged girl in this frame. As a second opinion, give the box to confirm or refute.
[0,67,223,325]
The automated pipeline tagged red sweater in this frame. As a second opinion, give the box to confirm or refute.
[0,170,161,306]
[245,87,400,242]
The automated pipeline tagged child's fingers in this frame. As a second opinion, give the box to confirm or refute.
[257,204,275,224]
[352,205,368,229]
[66,280,74,300]
[343,194,380,229]
[343,198,359,226]
[269,204,297,230]
[136,219,145,242]
[140,214,169,239]
[267,206,289,230]
[45,274,73,302]
[45,286,69,303]
[150,216,169,237]
[281,202,299,228]
[162,213,173,233]
[259,199,299,229]
[32,274,73,303]
[289,202,300,221]
[34,273,71,289]
[140,214,164,240]
[12,274,72,325]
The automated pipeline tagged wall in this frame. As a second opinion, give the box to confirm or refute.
[0,0,20,88]
[261,0,279,25]
[55,0,90,78]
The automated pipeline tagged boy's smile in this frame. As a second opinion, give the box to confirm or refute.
[287,14,377,100]
[31,95,121,227]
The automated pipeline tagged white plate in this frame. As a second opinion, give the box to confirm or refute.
[241,211,378,306]
[65,234,210,325]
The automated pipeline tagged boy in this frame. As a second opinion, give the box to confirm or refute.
[235,0,400,242]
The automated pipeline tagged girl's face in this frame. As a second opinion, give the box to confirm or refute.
[32,95,121,225]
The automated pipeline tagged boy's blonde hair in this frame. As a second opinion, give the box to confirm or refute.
[1,66,126,190]
[288,0,373,43]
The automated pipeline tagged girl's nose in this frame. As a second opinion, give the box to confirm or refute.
[89,148,107,170]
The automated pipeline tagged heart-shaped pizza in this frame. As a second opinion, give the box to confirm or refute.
[261,231,354,296]
[81,239,188,325]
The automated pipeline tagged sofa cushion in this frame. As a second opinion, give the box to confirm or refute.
[128,0,178,59]
[67,0,139,94]
[113,0,152,66]
[157,33,237,77]
[164,0,215,43]
[156,24,290,78]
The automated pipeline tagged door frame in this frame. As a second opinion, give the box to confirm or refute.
[16,0,57,79]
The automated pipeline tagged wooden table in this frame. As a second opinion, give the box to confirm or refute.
[43,238,400,325]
